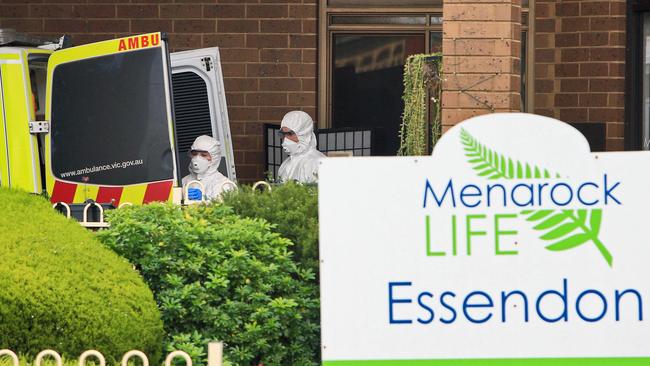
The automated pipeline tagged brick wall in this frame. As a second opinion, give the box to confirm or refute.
[442,0,521,129]
[0,0,318,182]
[535,0,625,151]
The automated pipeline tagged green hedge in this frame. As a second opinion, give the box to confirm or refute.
[98,203,320,366]
[0,189,164,363]
[221,182,319,275]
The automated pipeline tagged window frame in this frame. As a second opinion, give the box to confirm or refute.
[625,1,650,150]
[318,1,534,128]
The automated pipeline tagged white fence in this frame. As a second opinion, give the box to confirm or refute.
[0,342,222,366]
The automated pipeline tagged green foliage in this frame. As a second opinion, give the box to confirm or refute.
[0,189,164,363]
[221,182,319,275]
[98,203,320,366]
[459,130,613,267]
[398,53,442,156]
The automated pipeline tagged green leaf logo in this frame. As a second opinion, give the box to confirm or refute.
[460,128,613,267]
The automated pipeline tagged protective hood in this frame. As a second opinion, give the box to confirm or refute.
[280,111,317,155]
[189,135,222,178]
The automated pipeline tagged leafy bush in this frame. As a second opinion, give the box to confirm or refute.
[0,189,164,363]
[221,182,319,274]
[98,203,320,366]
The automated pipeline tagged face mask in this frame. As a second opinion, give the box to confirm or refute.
[282,138,300,155]
[190,156,211,174]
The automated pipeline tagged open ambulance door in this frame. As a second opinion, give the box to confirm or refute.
[0,48,51,193]
[45,33,179,206]
[170,48,236,181]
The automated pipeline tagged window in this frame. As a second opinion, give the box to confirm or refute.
[320,1,531,155]
[51,48,174,185]
[625,1,650,150]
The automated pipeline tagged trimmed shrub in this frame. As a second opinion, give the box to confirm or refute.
[98,203,320,366]
[0,189,164,363]
[220,182,319,275]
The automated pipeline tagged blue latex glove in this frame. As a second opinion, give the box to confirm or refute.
[187,188,202,200]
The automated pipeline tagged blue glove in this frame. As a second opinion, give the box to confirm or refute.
[187,188,202,200]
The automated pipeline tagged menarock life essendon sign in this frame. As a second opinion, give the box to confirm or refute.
[319,113,650,365]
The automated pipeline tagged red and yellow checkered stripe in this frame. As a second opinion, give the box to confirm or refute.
[50,180,174,206]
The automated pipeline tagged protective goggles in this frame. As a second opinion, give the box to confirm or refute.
[189,150,211,158]
[276,129,296,137]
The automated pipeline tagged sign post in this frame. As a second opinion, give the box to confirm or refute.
[319,113,650,365]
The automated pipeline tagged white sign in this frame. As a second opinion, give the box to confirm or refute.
[319,113,650,366]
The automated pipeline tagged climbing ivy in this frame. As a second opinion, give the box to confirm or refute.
[398,53,443,156]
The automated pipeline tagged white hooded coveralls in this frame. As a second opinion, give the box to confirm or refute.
[278,111,325,183]
[182,135,235,200]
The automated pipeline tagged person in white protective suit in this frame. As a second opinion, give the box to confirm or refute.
[278,111,325,183]
[183,135,235,201]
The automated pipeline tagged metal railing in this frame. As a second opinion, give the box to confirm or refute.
[0,343,223,366]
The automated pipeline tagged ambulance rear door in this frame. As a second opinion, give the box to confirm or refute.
[170,48,236,181]
[45,33,179,206]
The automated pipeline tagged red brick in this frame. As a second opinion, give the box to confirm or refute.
[580,63,608,77]
[289,4,316,18]
[204,5,245,19]
[561,79,588,92]
[289,63,316,77]
[261,19,301,33]
[71,34,114,45]
[73,5,115,18]
[229,107,259,122]
[608,93,625,107]
[579,93,608,107]
[555,63,579,77]
[301,77,316,92]
[288,92,316,106]
[609,63,625,77]
[590,17,625,31]
[611,2,625,16]
[535,49,555,63]
[117,5,158,18]
[167,34,202,49]
[606,122,625,138]
[588,108,624,122]
[0,5,28,18]
[535,79,554,93]
[87,19,128,33]
[260,49,301,62]
[220,48,259,62]
[44,19,86,33]
[29,4,74,18]
[247,63,288,77]
[221,63,246,77]
[536,3,551,18]
[246,34,287,48]
[131,19,173,33]
[302,19,316,33]
[224,78,259,92]
[589,47,624,62]
[561,48,588,62]
[302,49,316,63]
[260,78,301,91]
[610,32,625,46]
[535,18,555,33]
[247,4,287,19]
[233,135,260,150]
[289,34,316,48]
[246,92,287,106]
[555,2,579,16]
[559,108,588,122]
[3,18,41,32]
[244,150,265,165]
[260,106,292,121]
[581,1,610,16]
[226,93,245,106]
[174,20,215,33]
[555,94,578,107]
[580,32,608,46]
[606,138,624,151]
[218,19,259,33]
[555,33,579,47]
[203,34,245,48]
[590,79,624,92]
[561,17,589,32]
[160,5,201,18]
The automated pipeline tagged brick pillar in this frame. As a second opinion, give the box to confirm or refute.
[442,0,521,129]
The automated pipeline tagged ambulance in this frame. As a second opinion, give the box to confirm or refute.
[0,29,235,222]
